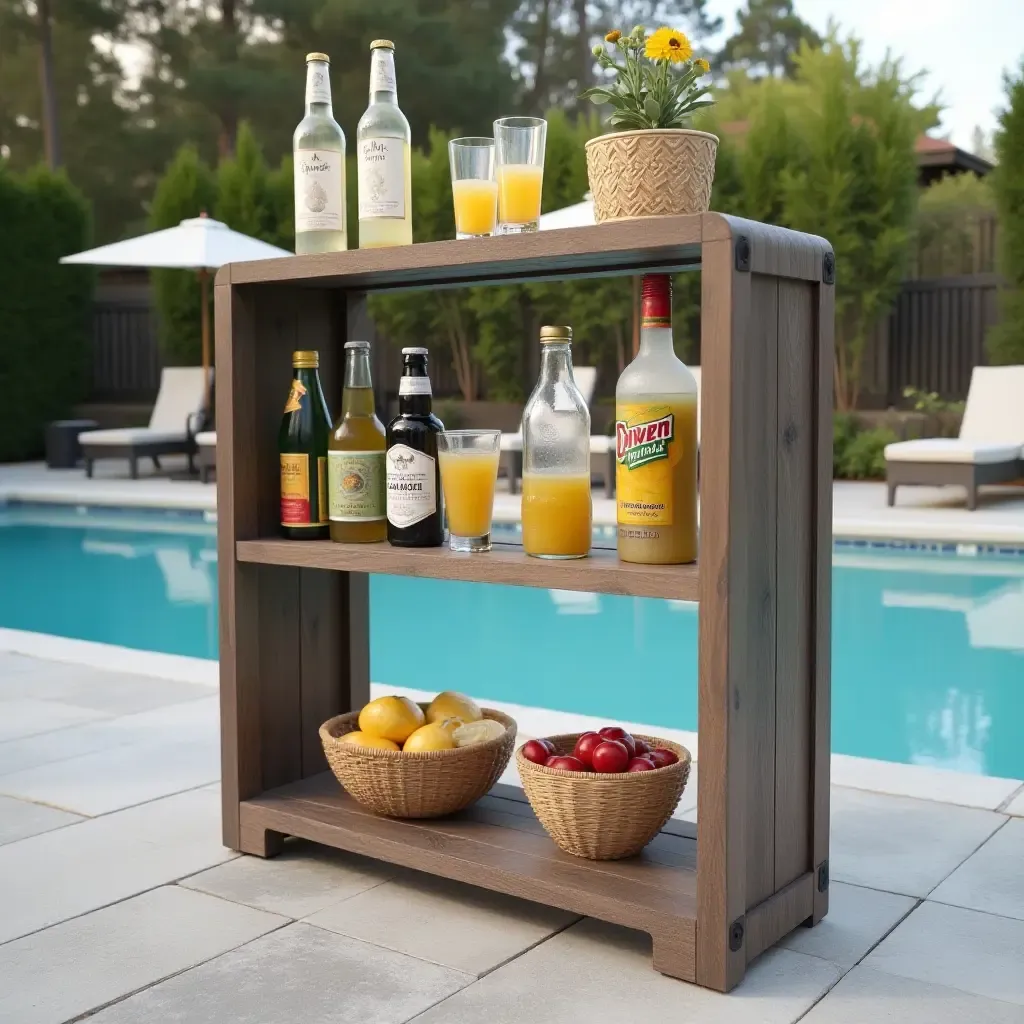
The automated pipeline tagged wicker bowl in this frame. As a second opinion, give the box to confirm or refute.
[585,128,718,222]
[319,706,516,819]
[517,733,691,860]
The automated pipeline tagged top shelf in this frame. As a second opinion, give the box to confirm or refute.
[220,214,721,292]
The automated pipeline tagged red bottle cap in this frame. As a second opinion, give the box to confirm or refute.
[641,274,672,328]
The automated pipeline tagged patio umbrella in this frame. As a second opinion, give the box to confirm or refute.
[60,214,291,401]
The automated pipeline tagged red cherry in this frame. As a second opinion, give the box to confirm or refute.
[591,739,630,773]
[522,739,555,765]
[545,755,587,772]
[627,757,656,772]
[598,726,635,759]
[572,732,603,768]
[648,747,679,769]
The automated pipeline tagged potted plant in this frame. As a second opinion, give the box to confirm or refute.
[582,25,717,222]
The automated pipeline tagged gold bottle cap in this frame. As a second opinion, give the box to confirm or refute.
[370,39,395,50]
[305,52,330,63]
[539,325,572,344]
[292,350,319,368]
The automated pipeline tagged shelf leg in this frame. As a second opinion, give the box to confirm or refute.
[239,821,286,858]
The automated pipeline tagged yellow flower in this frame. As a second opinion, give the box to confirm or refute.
[695,57,710,74]
[645,27,692,63]
[605,29,621,43]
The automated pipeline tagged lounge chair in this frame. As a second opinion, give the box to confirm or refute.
[195,431,217,483]
[885,365,1024,510]
[79,367,211,480]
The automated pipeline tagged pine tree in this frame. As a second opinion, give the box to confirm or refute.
[986,61,1024,365]
[716,0,821,78]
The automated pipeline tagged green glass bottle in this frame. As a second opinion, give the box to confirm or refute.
[279,349,332,540]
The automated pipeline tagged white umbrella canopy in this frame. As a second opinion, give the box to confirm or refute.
[60,215,292,397]
[538,195,596,231]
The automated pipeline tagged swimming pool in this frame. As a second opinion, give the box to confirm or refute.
[2,502,1022,779]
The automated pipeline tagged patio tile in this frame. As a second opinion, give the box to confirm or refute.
[306,870,579,976]
[0,794,82,845]
[0,697,109,742]
[779,881,916,968]
[1004,787,1024,816]
[801,966,1024,1023]
[830,787,1005,897]
[181,840,398,918]
[930,819,1024,920]
[86,922,473,1024]
[412,917,841,1023]
[0,786,236,943]
[864,901,1024,1006]
[0,885,284,1024]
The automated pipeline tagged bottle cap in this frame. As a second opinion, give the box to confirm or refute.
[344,341,370,350]
[305,52,330,63]
[539,325,572,344]
[292,350,319,368]
[401,347,428,356]
[370,39,395,50]
[641,274,672,327]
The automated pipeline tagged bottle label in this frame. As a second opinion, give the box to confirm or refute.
[398,375,432,397]
[386,444,437,528]
[358,138,406,219]
[284,379,306,413]
[305,62,332,106]
[369,49,397,94]
[318,456,328,523]
[615,403,681,526]
[328,451,386,522]
[281,453,312,525]
[295,149,343,233]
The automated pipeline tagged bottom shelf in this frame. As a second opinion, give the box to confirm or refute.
[240,773,698,981]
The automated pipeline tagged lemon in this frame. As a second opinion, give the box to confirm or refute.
[358,696,425,743]
[402,722,457,753]
[453,718,506,747]
[426,691,482,725]
[340,731,400,751]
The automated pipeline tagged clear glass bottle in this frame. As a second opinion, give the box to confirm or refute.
[357,39,413,248]
[293,52,347,255]
[521,325,592,559]
[328,341,387,544]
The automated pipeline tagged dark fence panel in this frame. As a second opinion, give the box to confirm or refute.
[90,284,161,401]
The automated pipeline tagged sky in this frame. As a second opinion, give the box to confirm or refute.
[705,0,1024,151]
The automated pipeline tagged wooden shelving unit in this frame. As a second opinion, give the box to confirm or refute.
[215,212,835,993]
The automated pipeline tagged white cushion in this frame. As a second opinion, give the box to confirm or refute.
[79,428,187,446]
[959,365,1024,444]
[885,438,1021,464]
[195,431,217,448]
[500,432,523,452]
[499,432,613,455]
[148,367,211,432]
[574,366,597,406]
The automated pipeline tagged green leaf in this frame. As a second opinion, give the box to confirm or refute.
[644,96,662,123]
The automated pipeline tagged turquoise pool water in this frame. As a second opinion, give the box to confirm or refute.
[2,502,1022,779]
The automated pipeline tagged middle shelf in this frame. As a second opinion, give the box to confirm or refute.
[236,538,700,600]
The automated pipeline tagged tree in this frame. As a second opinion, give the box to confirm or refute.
[916,172,994,277]
[716,0,821,78]
[37,0,61,167]
[986,61,1024,365]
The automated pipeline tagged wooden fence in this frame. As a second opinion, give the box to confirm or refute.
[90,280,161,401]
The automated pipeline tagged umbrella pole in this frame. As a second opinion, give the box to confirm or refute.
[199,267,211,408]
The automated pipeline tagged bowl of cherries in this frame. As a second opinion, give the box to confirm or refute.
[515,725,691,860]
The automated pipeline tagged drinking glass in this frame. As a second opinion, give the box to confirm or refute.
[493,117,547,233]
[448,137,498,239]
[437,429,501,552]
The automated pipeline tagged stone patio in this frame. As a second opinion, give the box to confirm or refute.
[1,651,1023,1023]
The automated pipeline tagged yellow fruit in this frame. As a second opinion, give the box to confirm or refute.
[436,716,464,734]
[402,722,457,753]
[340,731,400,751]
[358,696,425,743]
[452,718,506,747]
[426,691,482,725]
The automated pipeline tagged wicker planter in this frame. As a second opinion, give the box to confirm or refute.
[320,707,517,819]
[585,128,718,222]
[517,733,691,860]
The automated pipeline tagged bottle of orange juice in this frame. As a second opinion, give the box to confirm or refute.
[615,274,698,564]
[521,326,592,559]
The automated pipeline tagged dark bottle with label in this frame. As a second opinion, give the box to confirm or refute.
[279,349,332,540]
[386,347,444,547]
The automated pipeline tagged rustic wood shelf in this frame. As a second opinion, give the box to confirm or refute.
[236,538,700,601]
[216,213,835,992]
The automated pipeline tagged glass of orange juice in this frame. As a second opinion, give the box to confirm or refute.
[494,117,547,233]
[437,429,501,552]
[448,138,498,239]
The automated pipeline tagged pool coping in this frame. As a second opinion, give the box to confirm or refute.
[1,629,1020,815]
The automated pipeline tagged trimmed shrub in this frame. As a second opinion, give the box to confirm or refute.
[0,165,93,461]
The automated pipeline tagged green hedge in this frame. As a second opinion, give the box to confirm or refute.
[833,414,897,480]
[0,165,93,462]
